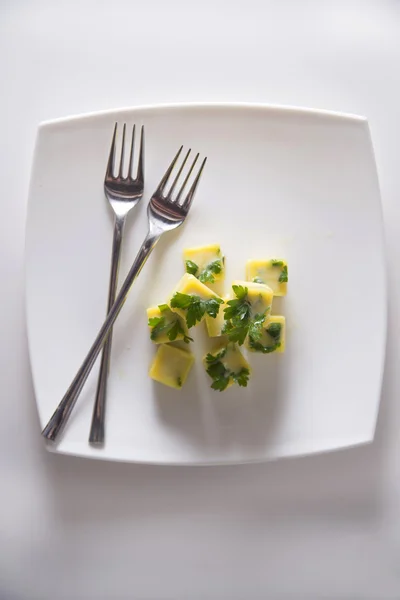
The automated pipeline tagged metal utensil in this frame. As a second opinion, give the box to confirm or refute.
[89,123,144,445]
[42,145,206,442]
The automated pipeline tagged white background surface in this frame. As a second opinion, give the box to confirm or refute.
[1,0,400,598]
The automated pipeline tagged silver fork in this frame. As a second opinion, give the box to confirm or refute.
[89,122,144,445]
[42,146,207,442]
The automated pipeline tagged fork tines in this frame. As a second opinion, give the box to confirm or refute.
[106,122,144,183]
[158,146,207,211]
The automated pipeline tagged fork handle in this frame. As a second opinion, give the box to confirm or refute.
[88,215,126,445]
[41,226,162,442]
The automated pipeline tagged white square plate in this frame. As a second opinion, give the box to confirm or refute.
[25,103,386,465]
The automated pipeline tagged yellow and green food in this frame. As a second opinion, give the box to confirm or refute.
[147,246,288,391]
[222,281,273,345]
[147,304,192,344]
[205,296,228,337]
[170,273,223,328]
[246,258,288,296]
[204,343,251,391]
[247,315,286,354]
[183,244,225,286]
[149,344,195,389]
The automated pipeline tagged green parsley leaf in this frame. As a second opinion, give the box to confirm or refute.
[170,293,223,328]
[248,337,281,354]
[266,322,282,339]
[211,376,231,391]
[158,303,170,313]
[206,346,250,390]
[185,260,199,276]
[206,360,231,391]
[232,284,248,300]
[170,292,194,310]
[167,319,193,344]
[206,360,226,378]
[271,260,284,267]
[149,309,193,343]
[167,320,181,342]
[252,277,265,284]
[223,286,252,345]
[148,316,164,327]
[232,368,250,387]
[222,320,248,345]
[205,297,224,319]
[198,259,223,284]
[248,312,267,342]
[279,265,288,283]
[248,320,281,353]
[177,377,182,387]
[149,316,169,341]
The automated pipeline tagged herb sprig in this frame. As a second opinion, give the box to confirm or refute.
[279,265,288,283]
[205,348,250,391]
[248,322,282,353]
[223,285,269,345]
[148,306,193,344]
[185,259,223,284]
[171,292,223,328]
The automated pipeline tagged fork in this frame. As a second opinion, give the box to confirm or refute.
[89,122,144,445]
[42,145,207,442]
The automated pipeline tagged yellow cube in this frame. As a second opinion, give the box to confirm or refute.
[183,244,225,288]
[205,296,229,337]
[230,280,274,326]
[246,259,288,296]
[149,344,195,389]
[169,273,223,327]
[247,315,286,354]
[203,343,251,391]
[147,304,190,344]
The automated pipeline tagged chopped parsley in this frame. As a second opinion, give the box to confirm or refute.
[249,338,281,353]
[252,277,265,284]
[232,368,250,387]
[158,303,170,312]
[177,376,183,388]
[185,260,199,276]
[170,292,223,328]
[206,359,231,391]
[223,285,269,345]
[248,312,266,342]
[266,322,282,339]
[198,259,222,284]
[205,346,250,391]
[248,321,282,353]
[271,259,284,267]
[148,306,193,344]
[279,265,288,283]
[186,258,223,284]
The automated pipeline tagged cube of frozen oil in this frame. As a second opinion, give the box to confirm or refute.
[247,315,286,354]
[230,280,274,326]
[169,273,223,327]
[246,259,288,296]
[147,304,190,344]
[205,296,229,337]
[203,342,251,391]
[149,344,195,389]
[183,244,225,288]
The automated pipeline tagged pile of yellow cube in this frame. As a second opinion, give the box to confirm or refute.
[147,244,287,392]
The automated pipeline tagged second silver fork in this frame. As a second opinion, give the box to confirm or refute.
[89,123,144,445]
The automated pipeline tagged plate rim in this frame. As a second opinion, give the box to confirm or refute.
[38,101,367,131]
